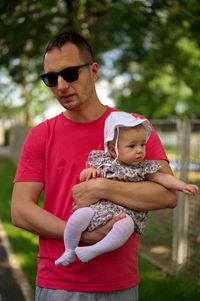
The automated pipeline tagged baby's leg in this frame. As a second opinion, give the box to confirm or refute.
[55,207,94,265]
[76,214,134,262]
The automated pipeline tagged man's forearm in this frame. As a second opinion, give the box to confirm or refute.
[72,160,178,211]
[12,200,66,238]
[98,178,178,210]
[11,182,66,239]
[72,177,178,211]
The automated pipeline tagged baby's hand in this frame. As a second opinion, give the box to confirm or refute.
[183,184,199,196]
[85,168,100,181]
[80,167,100,182]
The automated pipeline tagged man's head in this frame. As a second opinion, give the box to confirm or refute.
[43,31,94,63]
[41,32,99,114]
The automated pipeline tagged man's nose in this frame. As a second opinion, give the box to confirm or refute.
[57,75,70,90]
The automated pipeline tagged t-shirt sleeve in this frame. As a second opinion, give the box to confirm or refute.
[145,123,168,161]
[14,124,46,183]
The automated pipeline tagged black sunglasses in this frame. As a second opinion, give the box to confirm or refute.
[41,63,92,87]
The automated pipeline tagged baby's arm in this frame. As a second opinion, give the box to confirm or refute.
[80,166,100,182]
[146,172,199,196]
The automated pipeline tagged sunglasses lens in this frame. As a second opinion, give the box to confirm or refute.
[41,74,57,87]
[61,68,79,82]
[41,63,90,87]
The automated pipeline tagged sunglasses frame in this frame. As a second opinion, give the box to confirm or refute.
[41,63,92,87]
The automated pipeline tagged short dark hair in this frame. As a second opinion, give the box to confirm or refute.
[43,31,94,62]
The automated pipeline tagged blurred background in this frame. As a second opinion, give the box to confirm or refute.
[0,0,200,300]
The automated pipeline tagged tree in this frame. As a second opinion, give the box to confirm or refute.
[90,0,200,119]
[0,0,113,124]
[0,0,200,123]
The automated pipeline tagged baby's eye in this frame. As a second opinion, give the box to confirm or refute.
[129,145,135,148]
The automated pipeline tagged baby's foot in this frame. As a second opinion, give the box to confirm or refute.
[75,246,95,262]
[55,250,76,266]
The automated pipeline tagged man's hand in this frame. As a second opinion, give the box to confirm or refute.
[80,213,126,245]
[72,178,102,211]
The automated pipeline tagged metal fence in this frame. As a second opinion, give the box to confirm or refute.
[139,119,200,284]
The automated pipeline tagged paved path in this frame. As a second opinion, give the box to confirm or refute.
[0,146,10,157]
[0,235,26,301]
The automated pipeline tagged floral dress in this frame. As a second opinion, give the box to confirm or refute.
[87,150,162,234]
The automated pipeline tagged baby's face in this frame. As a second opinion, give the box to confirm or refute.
[116,125,147,165]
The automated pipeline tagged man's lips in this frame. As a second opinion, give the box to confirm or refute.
[60,94,75,102]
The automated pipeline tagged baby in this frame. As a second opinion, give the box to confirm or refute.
[55,111,199,265]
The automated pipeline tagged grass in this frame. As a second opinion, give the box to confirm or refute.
[0,156,38,289]
[0,155,200,299]
[139,258,200,301]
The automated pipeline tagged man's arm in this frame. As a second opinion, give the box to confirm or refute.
[72,160,178,212]
[11,182,66,238]
[11,182,125,244]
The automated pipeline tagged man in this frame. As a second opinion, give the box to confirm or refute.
[11,32,177,301]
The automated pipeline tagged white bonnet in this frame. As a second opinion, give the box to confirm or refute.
[104,111,152,153]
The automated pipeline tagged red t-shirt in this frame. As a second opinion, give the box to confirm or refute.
[14,106,168,291]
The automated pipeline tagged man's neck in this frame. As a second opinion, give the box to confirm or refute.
[63,102,107,123]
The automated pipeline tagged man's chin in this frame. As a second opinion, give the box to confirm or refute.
[61,101,83,112]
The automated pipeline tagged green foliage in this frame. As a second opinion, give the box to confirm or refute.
[1,0,200,122]
[98,1,200,118]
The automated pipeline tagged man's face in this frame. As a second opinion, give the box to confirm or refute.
[43,43,98,112]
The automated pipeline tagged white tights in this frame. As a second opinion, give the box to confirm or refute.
[55,207,134,265]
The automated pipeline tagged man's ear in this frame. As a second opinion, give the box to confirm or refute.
[108,143,117,158]
[91,62,98,81]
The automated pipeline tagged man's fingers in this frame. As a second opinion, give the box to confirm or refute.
[106,213,126,230]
